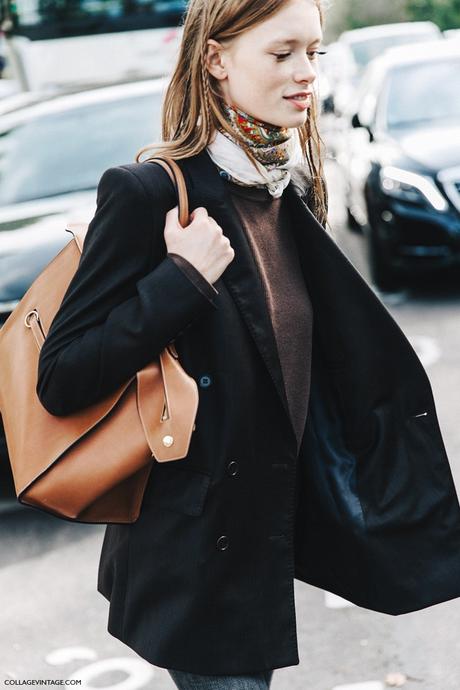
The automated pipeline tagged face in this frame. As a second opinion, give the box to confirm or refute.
[205,0,323,128]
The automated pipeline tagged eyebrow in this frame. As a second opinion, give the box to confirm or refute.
[267,37,323,47]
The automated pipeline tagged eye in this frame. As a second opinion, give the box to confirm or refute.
[274,49,328,61]
[307,50,328,61]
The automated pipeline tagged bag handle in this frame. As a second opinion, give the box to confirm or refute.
[147,157,190,228]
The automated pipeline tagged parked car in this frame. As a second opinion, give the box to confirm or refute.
[332,21,443,117]
[0,77,167,498]
[0,0,186,92]
[443,28,460,40]
[336,39,460,290]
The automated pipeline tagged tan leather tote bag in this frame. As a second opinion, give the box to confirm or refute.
[0,157,199,524]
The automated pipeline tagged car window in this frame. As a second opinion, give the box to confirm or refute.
[384,58,460,129]
[349,32,440,69]
[0,92,162,205]
[355,63,385,127]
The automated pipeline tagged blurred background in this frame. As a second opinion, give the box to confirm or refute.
[0,1,460,689]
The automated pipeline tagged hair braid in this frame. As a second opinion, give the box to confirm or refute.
[200,48,213,144]
[198,0,214,145]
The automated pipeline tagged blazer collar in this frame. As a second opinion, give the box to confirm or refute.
[179,148,313,445]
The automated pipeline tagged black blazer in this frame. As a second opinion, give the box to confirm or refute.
[36,148,460,676]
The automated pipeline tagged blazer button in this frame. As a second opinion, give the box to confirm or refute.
[216,535,229,551]
[227,461,239,477]
[199,374,212,388]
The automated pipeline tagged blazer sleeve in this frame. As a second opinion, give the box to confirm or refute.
[167,252,219,301]
[36,164,219,417]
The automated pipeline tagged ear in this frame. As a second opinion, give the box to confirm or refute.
[205,39,228,81]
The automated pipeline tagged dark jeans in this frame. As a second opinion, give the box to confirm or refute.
[167,669,274,690]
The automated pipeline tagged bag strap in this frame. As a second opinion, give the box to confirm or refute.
[146,157,190,228]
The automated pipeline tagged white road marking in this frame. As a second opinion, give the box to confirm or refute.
[408,335,441,368]
[45,648,154,690]
[332,682,384,690]
[46,646,97,665]
[67,657,154,689]
[324,591,356,608]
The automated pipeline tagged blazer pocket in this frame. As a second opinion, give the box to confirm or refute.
[142,462,211,517]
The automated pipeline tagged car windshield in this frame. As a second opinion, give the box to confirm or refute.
[0,92,162,205]
[384,58,460,129]
[349,32,439,68]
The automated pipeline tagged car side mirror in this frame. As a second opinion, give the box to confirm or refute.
[351,112,374,142]
[351,112,361,128]
[322,95,335,115]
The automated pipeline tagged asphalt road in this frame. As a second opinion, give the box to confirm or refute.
[1,158,460,690]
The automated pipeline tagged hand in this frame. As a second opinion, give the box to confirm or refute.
[164,206,235,284]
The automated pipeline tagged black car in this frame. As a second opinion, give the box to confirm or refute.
[338,39,460,290]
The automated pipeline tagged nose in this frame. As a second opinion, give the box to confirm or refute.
[293,56,317,86]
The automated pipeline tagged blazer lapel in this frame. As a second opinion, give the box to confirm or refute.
[181,149,295,439]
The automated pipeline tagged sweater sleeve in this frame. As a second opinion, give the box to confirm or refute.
[36,165,219,417]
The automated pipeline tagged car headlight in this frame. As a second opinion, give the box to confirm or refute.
[379,166,449,212]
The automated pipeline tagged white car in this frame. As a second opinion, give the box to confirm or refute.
[443,28,460,40]
[333,21,443,117]
[0,76,168,220]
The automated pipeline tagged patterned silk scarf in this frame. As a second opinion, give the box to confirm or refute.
[206,101,305,198]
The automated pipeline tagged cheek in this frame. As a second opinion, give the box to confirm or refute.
[232,61,285,100]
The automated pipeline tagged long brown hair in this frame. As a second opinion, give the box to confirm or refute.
[135,0,329,228]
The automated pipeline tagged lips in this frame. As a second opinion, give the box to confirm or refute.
[283,93,312,111]
[284,92,312,99]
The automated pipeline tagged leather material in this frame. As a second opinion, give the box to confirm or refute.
[0,157,199,523]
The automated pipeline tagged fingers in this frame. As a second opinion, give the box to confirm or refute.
[189,206,209,222]
[166,205,179,217]
[165,205,223,234]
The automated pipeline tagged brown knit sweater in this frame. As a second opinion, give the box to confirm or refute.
[168,179,314,451]
[224,179,313,450]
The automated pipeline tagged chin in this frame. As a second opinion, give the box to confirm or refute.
[279,114,308,129]
[291,113,308,127]
[263,114,306,129]
[270,106,308,129]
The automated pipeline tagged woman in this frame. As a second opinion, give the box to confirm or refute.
[36,0,460,688]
